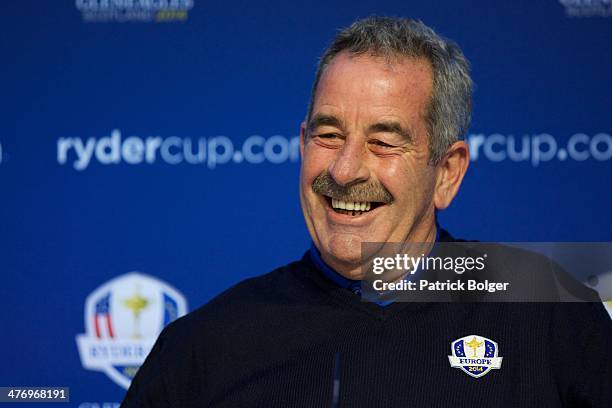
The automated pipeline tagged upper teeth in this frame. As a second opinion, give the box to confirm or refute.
[331,199,371,211]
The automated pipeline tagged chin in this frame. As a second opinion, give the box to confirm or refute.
[325,234,365,266]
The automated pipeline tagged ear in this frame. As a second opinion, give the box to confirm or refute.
[299,121,307,158]
[433,140,470,210]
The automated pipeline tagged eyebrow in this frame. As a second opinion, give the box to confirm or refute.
[368,121,413,144]
[307,114,345,134]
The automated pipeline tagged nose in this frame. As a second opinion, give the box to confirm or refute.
[327,139,370,187]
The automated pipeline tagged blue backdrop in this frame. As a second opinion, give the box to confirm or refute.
[1,1,611,406]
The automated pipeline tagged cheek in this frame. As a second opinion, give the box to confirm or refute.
[377,158,434,204]
[300,145,329,211]
[302,144,334,182]
[375,158,414,191]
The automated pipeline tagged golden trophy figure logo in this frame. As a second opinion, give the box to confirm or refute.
[123,288,149,339]
[465,336,484,358]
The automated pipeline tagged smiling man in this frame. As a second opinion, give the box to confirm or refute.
[122,17,611,407]
[300,41,469,279]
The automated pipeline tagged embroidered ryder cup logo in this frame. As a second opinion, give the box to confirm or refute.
[76,272,188,389]
[448,335,503,378]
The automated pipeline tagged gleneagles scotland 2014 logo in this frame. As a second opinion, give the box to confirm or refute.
[448,334,503,378]
[76,272,188,389]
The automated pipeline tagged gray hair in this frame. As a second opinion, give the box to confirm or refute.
[306,16,473,165]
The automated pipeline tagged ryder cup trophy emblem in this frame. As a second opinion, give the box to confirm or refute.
[448,334,503,378]
[76,272,188,389]
[123,288,149,339]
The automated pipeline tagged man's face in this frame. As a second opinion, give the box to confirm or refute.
[300,52,439,277]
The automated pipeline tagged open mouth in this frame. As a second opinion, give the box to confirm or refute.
[323,195,385,217]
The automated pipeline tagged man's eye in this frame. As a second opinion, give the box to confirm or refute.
[370,140,395,148]
[316,133,340,139]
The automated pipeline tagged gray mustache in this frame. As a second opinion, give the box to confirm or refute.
[311,171,393,204]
